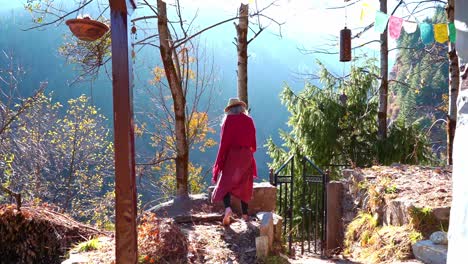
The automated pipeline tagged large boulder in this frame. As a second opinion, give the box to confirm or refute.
[208,182,277,215]
[148,193,212,217]
[413,240,447,264]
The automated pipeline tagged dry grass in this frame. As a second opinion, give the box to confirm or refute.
[0,204,105,263]
[344,213,422,264]
[138,213,188,264]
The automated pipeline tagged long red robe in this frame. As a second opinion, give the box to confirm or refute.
[211,113,257,203]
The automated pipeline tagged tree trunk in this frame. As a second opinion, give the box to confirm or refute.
[446,0,459,165]
[378,0,388,139]
[236,3,249,107]
[157,0,189,198]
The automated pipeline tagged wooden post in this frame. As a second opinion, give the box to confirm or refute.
[446,0,459,165]
[109,0,138,263]
[378,0,388,140]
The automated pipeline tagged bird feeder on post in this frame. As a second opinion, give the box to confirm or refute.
[108,0,138,263]
[65,17,109,41]
[340,27,351,62]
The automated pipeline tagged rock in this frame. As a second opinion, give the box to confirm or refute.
[412,240,447,264]
[209,182,277,215]
[272,213,283,243]
[432,207,450,221]
[342,169,355,179]
[255,236,269,258]
[430,231,448,245]
[148,193,210,217]
[258,212,274,250]
[384,199,411,226]
[61,253,89,264]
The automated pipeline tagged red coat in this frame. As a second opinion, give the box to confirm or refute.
[211,113,257,203]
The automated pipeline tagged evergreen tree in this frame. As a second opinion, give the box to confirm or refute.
[391,7,448,160]
[267,59,433,175]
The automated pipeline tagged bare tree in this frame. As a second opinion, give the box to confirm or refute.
[0,51,47,208]
[135,35,218,198]
[236,4,249,106]
[234,1,283,108]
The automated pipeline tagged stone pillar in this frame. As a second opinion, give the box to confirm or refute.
[326,181,344,256]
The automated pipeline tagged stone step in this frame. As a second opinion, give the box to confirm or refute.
[412,240,447,264]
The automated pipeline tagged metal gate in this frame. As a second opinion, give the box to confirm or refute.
[270,155,328,256]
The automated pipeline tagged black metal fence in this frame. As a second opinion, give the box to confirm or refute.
[300,157,327,255]
[270,155,329,256]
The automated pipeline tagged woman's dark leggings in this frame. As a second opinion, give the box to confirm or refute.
[223,193,248,215]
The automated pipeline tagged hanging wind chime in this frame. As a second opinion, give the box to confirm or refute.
[340,6,352,62]
[339,5,350,107]
[340,27,351,62]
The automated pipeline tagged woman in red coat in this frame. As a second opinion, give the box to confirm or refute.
[211,98,257,225]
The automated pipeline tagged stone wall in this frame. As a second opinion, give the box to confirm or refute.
[208,182,277,215]
[340,166,451,235]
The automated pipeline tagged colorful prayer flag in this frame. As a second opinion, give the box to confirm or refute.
[420,23,434,44]
[360,2,374,23]
[403,21,418,34]
[434,24,449,43]
[449,22,457,43]
[388,16,403,39]
[375,11,389,33]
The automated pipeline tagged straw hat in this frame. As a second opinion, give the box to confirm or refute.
[224,98,247,112]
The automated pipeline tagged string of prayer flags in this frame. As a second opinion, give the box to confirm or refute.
[434,24,449,43]
[403,21,418,34]
[375,11,389,33]
[388,16,403,39]
[449,23,457,43]
[363,2,458,44]
[420,23,434,44]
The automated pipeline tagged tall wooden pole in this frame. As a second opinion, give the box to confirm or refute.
[109,0,138,263]
[236,3,249,107]
[378,0,388,140]
[446,0,459,165]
